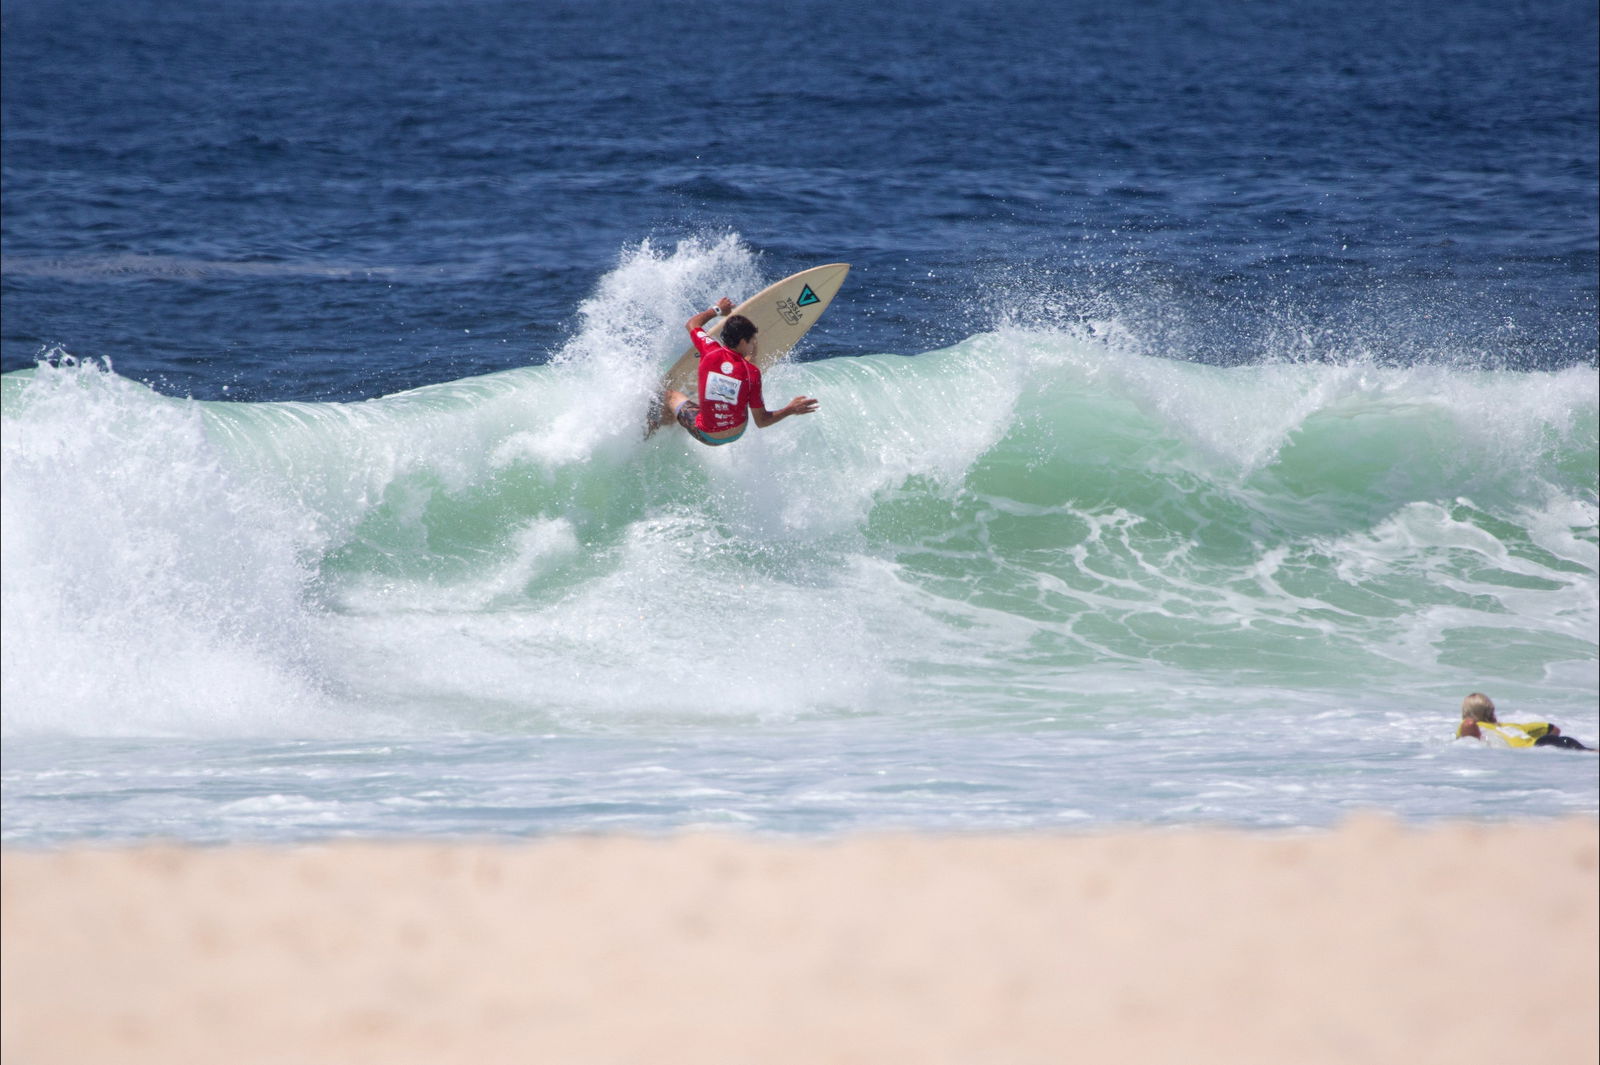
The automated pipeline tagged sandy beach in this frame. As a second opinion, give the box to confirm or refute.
[4,816,1595,1065]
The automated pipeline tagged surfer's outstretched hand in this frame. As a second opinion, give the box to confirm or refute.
[785,396,819,416]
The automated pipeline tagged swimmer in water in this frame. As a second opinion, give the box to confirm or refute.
[1456,692,1593,750]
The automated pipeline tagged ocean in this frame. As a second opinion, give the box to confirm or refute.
[3,0,1596,845]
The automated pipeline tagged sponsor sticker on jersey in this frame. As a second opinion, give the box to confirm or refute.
[704,370,741,405]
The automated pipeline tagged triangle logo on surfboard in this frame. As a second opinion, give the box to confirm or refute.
[796,284,820,307]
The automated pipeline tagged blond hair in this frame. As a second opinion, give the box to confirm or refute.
[1460,692,1497,723]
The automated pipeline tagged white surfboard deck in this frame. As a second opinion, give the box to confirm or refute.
[659,262,850,405]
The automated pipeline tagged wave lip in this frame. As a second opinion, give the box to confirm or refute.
[3,296,1595,740]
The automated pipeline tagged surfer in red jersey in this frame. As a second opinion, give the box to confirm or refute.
[662,298,819,446]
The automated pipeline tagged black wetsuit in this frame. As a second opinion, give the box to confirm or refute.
[1534,733,1593,751]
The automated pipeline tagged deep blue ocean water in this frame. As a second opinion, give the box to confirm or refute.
[3,0,1596,844]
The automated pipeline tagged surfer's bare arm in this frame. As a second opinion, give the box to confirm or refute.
[686,298,735,335]
[751,396,819,429]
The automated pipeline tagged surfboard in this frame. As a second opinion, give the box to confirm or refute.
[652,262,850,431]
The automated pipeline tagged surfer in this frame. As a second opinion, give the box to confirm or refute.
[1455,692,1593,750]
[662,298,819,447]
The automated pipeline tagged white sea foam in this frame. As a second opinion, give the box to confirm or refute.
[3,246,1594,751]
[1,358,331,735]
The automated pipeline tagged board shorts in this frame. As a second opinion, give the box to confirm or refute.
[675,401,745,446]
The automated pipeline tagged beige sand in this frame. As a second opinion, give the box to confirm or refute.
[4,816,1596,1065]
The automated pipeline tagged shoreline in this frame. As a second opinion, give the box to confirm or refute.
[5,816,1596,1064]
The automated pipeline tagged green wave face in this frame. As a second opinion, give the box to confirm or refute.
[4,337,1596,735]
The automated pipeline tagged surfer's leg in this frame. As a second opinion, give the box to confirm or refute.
[671,395,700,433]
[668,398,740,447]
[646,390,690,438]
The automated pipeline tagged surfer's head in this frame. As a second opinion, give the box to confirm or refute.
[722,315,758,354]
[1461,692,1497,723]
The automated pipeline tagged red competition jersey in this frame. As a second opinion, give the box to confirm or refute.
[690,328,765,434]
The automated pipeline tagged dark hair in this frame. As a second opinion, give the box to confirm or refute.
[722,314,758,348]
